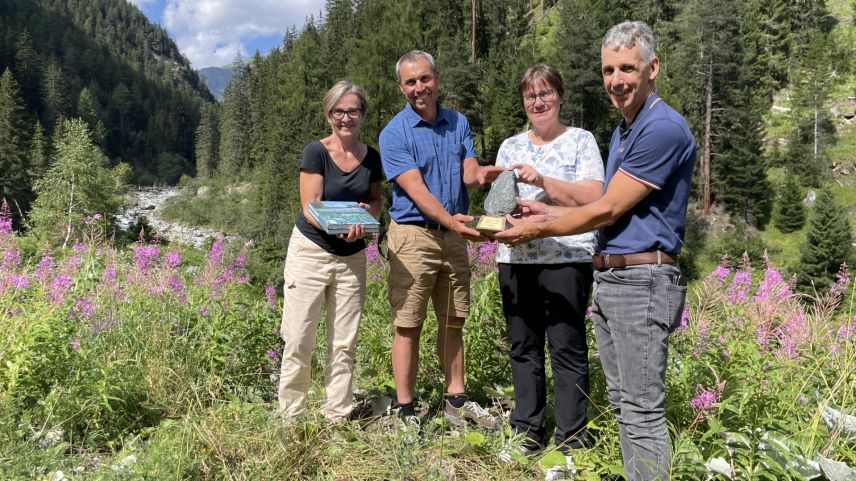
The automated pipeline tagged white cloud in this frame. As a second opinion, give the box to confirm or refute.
[163,0,325,68]
[127,0,158,6]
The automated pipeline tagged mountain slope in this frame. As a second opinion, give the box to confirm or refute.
[0,0,215,187]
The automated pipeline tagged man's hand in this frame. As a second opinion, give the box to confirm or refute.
[493,215,543,245]
[476,165,507,185]
[514,198,559,222]
[450,213,489,242]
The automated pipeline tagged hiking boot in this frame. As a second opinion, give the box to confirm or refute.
[543,452,577,481]
[444,399,498,429]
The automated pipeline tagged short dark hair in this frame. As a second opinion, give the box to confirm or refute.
[518,63,564,104]
[395,50,438,83]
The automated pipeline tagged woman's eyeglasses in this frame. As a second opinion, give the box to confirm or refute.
[330,108,364,120]
[522,89,556,106]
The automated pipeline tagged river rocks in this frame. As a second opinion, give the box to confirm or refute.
[117,187,241,249]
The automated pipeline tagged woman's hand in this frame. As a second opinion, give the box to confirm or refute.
[511,163,544,188]
[339,223,366,242]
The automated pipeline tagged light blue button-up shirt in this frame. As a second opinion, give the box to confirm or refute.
[379,103,478,223]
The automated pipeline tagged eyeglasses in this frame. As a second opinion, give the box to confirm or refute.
[330,108,364,120]
[522,89,556,105]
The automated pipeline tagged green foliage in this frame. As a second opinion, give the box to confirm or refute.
[29,119,128,246]
[0,0,212,185]
[0,68,31,216]
[773,173,807,233]
[710,221,770,266]
[797,187,854,291]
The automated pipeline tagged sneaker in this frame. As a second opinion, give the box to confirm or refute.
[396,412,421,443]
[498,438,542,462]
[543,452,577,481]
[444,399,498,429]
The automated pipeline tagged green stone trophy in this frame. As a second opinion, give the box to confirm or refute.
[476,170,518,235]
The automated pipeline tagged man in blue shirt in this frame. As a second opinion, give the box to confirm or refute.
[496,22,696,481]
[379,50,505,431]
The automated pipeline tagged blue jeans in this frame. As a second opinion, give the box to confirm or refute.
[590,263,687,481]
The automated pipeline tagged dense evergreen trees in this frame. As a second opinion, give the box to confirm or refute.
[189,0,840,275]
[0,0,212,195]
[797,187,853,292]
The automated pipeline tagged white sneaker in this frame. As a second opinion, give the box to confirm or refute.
[396,413,421,444]
[543,452,577,481]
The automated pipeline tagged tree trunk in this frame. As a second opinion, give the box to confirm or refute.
[471,0,477,62]
[63,173,75,249]
[703,57,713,215]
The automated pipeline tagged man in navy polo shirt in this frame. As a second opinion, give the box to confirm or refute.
[496,21,696,481]
[379,50,504,432]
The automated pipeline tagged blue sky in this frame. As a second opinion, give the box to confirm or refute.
[128,0,326,68]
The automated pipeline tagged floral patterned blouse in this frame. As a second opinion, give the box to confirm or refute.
[495,127,604,264]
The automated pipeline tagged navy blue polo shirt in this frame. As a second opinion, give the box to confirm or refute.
[379,102,478,223]
[599,93,697,255]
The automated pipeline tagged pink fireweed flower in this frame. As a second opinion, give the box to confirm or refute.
[266,349,281,361]
[705,256,731,287]
[65,255,81,270]
[235,255,246,267]
[829,263,850,298]
[133,244,160,271]
[837,317,856,341]
[690,382,725,415]
[690,389,718,412]
[679,309,690,330]
[365,238,379,263]
[1,249,21,269]
[9,273,30,289]
[208,241,224,264]
[477,241,498,270]
[72,242,86,254]
[728,269,752,305]
[0,199,12,234]
[100,266,118,286]
[34,256,55,281]
[754,254,792,302]
[74,298,95,319]
[70,337,80,351]
[48,273,72,304]
[165,251,182,269]
[265,283,277,309]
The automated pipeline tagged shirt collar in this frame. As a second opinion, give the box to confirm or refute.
[403,101,449,127]
[618,92,661,140]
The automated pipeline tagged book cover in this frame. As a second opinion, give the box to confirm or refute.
[307,201,381,235]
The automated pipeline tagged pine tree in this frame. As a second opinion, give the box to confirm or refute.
[773,173,806,233]
[797,187,853,292]
[14,28,41,111]
[42,59,67,130]
[0,68,30,208]
[30,118,128,247]
[218,58,251,178]
[28,120,50,181]
[194,103,219,179]
[76,86,106,147]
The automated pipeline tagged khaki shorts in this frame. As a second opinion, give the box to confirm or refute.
[387,221,471,328]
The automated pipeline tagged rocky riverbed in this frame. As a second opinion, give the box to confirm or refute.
[116,186,241,249]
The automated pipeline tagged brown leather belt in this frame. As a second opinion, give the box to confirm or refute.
[592,251,678,271]
[397,220,448,232]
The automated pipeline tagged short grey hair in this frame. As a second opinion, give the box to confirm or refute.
[395,50,438,83]
[322,80,368,118]
[602,21,657,65]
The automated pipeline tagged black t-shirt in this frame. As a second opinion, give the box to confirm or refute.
[295,141,383,256]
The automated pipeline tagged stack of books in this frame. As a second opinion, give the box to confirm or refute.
[307,201,381,235]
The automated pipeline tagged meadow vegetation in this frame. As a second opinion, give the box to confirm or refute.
[1,205,854,480]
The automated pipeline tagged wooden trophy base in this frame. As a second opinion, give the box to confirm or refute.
[475,215,508,235]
